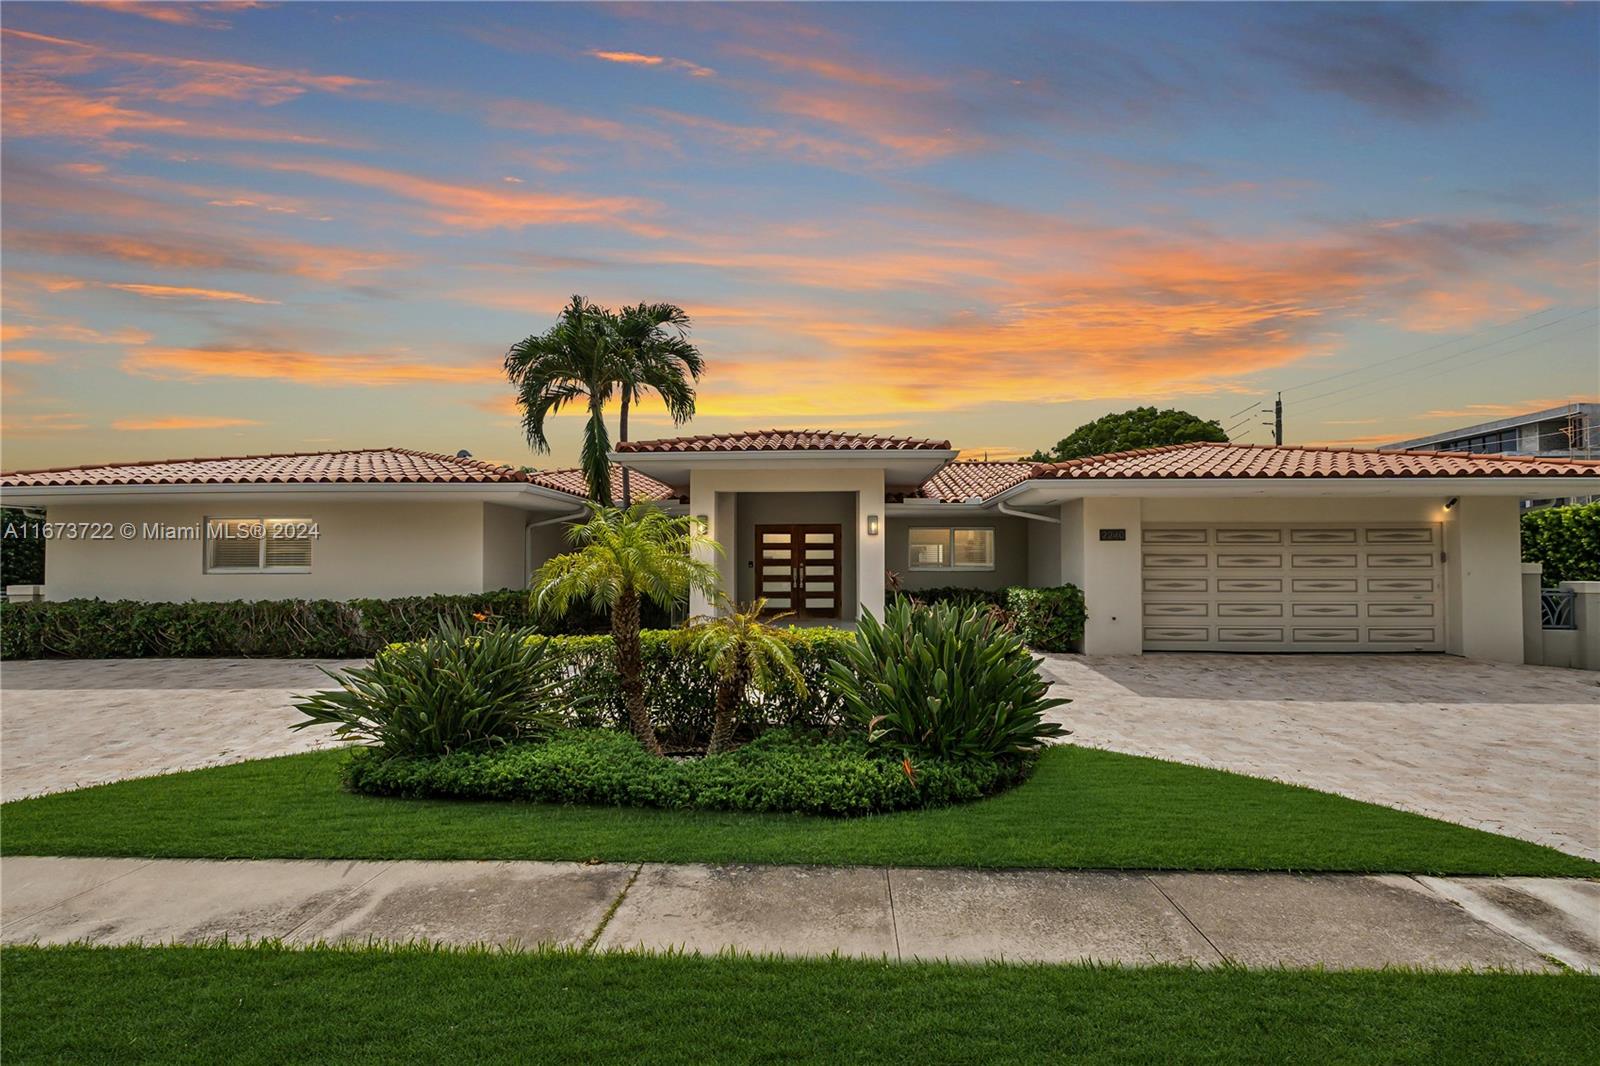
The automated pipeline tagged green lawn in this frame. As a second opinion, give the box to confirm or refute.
[4,745,1594,875]
[4,944,1596,1065]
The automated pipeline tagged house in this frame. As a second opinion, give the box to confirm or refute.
[1383,402,1597,507]
[5,431,1598,664]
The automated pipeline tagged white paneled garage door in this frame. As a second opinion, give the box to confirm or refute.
[1141,524,1445,652]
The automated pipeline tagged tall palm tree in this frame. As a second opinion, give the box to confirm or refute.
[504,295,620,505]
[613,302,703,506]
[533,503,721,755]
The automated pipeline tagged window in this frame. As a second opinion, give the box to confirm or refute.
[205,517,314,573]
[908,527,994,570]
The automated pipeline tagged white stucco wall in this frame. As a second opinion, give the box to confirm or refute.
[688,465,886,620]
[482,503,533,591]
[40,499,497,601]
[1056,497,1143,654]
[1442,495,1524,663]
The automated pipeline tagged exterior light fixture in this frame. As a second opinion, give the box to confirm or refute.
[867,514,880,536]
[1444,497,1459,510]
[695,514,709,531]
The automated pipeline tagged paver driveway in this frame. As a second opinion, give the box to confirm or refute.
[1,659,363,801]
[1039,653,1600,860]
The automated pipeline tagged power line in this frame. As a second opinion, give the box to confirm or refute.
[1296,318,1600,418]
[1292,307,1597,407]
[1281,305,1566,395]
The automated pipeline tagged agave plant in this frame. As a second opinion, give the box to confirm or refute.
[291,618,566,759]
[686,597,807,755]
[826,600,1069,760]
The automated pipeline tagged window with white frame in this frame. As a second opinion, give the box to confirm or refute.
[205,518,315,573]
[908,527,995,570]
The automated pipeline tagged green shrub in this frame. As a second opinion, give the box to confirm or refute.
[897,586,1009,609]
[0,508,45,587]
[528,628,855,744]
[0,590,676,660]
[1006,585,1086,651]
[828,600,1068,760]
[1522,502,1600,585]
[342,729,1029,816]
[292,621,568,759]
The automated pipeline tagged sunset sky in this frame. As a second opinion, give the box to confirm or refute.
[2,1,1597,472]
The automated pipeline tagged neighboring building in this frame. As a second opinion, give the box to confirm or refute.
[5,432,1600,665]
[1383,403,1597,505]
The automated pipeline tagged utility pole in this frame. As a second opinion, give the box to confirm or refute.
[1261,392,1283,445]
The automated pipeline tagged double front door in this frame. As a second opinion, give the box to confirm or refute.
[755,524,842,618]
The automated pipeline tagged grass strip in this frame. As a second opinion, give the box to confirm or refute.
[3,942,1596,1065]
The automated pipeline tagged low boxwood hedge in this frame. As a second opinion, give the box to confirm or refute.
[0,591,676,660]
[342,729,1030,816]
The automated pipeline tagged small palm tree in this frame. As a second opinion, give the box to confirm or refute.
[614,302,703,507]
[688,597,807,755]
[534,503,721,755]
[505,295,620,505]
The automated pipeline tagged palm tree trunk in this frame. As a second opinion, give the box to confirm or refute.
[619,390,633,508]
[582,397,613,506]
[613,586,660,755]
[706,647,749,756]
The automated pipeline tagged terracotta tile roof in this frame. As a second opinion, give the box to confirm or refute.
[1028,442,1600,480]
[893,461,1036,502]
[1,448,530,487]
[615,429,952,453]
[527,465,685,503]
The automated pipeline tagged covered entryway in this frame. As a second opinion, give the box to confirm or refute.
[1142,523,1445,652]
[755,523,843,618]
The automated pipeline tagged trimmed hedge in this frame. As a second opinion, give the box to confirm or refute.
[1005,586,1086,651]
[0,591,675,660]
[897,583,1086,652]
[342,729,1030,816]
[514,628,856,743]
[1522,502,1600,586]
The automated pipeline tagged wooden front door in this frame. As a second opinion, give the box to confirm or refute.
[755,524,843,618]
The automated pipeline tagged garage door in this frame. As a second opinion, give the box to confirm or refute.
[1141,524,1444,652]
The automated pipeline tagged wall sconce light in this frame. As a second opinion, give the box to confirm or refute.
[695,514,709,531]
[1443,497,1459,511]
[867,514,880,536]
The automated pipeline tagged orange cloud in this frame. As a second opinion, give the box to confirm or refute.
[731,47,945,93]
[79,2,266,29]
[588,49,715,77]
[8,229,407,283]
[1,71,338,147]
[4,349,55,364]
[112,415,265,431]
[255,158,660,233]
[123,346,505,388]
[482,99,678,153]
[105,283,278,304]
[1419,396,1599,421]
[0,411,89,436]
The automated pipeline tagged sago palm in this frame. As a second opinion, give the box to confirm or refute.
[687,597,807,755]
[613,302,703,506]
[505,295,620,505]
[533,503,721,755]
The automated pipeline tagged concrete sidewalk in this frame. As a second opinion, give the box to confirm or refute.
[4,857,1595,972]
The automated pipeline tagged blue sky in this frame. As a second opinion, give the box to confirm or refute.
[2,1,1596,470]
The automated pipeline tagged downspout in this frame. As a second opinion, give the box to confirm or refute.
[996,500,1060,523]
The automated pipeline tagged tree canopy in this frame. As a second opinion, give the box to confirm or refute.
[1025,406,1229,463]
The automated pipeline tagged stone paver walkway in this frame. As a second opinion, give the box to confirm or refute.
[0,659,364,801]
[1039,653,1600,860]
[3,857,1595,972]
